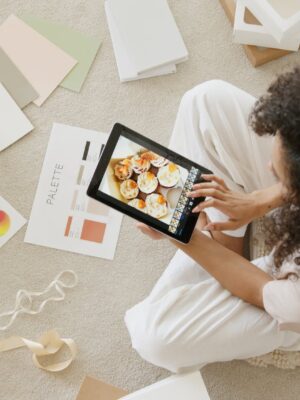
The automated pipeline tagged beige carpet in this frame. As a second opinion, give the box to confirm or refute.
[1,1,300,399]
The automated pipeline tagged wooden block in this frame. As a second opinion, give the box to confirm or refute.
[219,0,291,67]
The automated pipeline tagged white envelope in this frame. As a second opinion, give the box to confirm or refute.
[233,0,300,51]
[105,1,176,82]
[243,0,300,42]
[0,83,33,152]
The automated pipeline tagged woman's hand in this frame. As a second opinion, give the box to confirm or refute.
[187,174,271,232]
[136,222,166,240]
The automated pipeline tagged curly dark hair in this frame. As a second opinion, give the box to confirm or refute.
[249,67,300,273]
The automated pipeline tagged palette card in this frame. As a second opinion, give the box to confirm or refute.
[120,372,211,400]
[21,15,102,92]
[0,15,77,106]
[0,47,38,108]
[25,123,123,260]
[105,2,176,82]
[0,196,26,248]
[0,83,33,152]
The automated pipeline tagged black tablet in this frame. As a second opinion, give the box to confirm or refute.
[87,123,212,243]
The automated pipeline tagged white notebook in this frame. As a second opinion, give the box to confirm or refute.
[0,83,33,152]
[106,0,188,74]
[119,372,211,400]
[105,2,176,82]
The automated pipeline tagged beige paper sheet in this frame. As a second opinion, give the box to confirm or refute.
[0,15,77,106]
[76,376,127,400]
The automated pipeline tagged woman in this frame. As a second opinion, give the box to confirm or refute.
[125,67,300,373]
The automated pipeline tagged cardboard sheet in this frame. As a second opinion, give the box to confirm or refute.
[0,15,77,106]
[21,15,102,92]
[76,377,127,400]
[0,83,33,152]
[0,47,38,108]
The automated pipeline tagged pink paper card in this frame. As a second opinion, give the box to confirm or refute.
[0,15,77,106]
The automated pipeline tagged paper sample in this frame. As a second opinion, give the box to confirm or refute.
[120,372,210,400]
[0,83,33,151]
[21,15,102,92]
[106,0,188,74]
[25,123,123,260]
[105,3,176,82]
[0,15,77,106]
[0,195,26,248]
[76,376,127,400]
[0,47,38,108]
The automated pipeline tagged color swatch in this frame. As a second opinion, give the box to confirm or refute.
[0,15,77,106]
[0,211,11,236]
[0,47,38,108]
[21,15,102,92]
[0,196,26,248]
[25,123,123,260]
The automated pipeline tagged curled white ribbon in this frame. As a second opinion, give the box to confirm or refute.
[0,330,77,372]
[0,270,78,331]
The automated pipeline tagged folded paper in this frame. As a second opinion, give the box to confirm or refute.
[0,15,77,106]
[234,1,300,51]
[0,330,77,372]
[21,15,102,92]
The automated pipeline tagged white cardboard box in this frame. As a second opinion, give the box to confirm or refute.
[243,0,300,42]
[233,0,300,51]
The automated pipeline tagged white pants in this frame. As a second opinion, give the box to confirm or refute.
[125,80,300,373]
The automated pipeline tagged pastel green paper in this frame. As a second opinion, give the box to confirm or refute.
[21,15,102,92]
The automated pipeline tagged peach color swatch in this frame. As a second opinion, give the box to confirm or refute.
[0,15,77,106]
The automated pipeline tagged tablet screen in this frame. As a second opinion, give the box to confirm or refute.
[88,124,212,243]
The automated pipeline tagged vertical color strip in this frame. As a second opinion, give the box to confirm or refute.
[77,165,84,185]
[71,191,78,210]
[64,216,73,237]
[82,141,90,160]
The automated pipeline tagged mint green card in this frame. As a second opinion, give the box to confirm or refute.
[21,15,102,92]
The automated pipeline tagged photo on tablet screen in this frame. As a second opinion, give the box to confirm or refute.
[99,135,200,234]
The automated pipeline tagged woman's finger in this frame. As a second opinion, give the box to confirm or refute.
[188,188,226,200]
[201,174,229,190]
[192,198,229,214]
[190,182,227,193]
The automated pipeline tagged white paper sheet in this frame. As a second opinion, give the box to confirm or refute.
[120,372,211,400]
[105,2,176,82]
[0,196,26,248]
[106,0,188,74]
[0,83,33,152]
[25,123,123,260]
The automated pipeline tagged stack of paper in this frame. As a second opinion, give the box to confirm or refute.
[233,0,300,51]
[105,0,188,82]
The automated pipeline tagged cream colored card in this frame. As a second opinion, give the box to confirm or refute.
[0,15,77,106]
[0,83,33,151]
